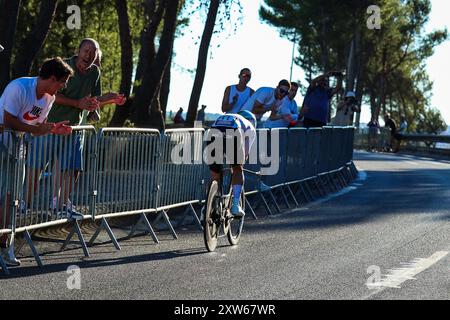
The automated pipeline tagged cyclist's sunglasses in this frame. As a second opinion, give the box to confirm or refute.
[241,73,251,79]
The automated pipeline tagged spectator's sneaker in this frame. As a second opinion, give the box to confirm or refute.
[50,198,66,219]
[18,200,29,215]
[258,182,271,192]
[65,199,74,210]
[0,248,21,267]
[230,203,245,218]
[65,204,84,221]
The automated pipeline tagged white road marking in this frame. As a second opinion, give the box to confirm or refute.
[363,251,449,299]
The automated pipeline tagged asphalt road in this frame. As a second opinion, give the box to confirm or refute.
[1,151,449,300]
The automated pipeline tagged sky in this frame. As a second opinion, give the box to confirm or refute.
[167,0,450,125]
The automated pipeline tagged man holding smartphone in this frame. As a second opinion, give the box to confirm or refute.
[300,71,343,128]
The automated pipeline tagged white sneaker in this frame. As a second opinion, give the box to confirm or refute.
[230,203,245,218]
[65,199,73,210]
[19,200,29,215]
[64,201,84,220]
[0,248,21,267]
[258,182,271,192]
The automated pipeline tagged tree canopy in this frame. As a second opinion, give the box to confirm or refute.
[260,0,448,133]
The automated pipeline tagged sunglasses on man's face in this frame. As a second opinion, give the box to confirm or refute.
[279,88,289,95]
[241,74,251,79]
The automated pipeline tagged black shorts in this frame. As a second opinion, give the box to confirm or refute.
[205,127,245,174]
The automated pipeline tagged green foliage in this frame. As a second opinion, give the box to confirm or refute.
[260,0,448,132]
[416,107,447,134]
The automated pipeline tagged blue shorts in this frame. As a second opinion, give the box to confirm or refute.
[27,134,84,171]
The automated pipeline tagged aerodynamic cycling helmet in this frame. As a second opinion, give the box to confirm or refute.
[238,110,257,128]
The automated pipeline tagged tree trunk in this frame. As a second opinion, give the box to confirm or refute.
[12,0,58,78]
[160,51,172,121]
[186,0,220,126]
[133,0,165,92]
[109,0,134,127]
[130,0,179,129]
[0,0,21,92]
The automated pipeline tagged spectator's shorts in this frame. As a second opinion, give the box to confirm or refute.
[0,133,26,204]
[27,134,84,171]
[205,127,246,174]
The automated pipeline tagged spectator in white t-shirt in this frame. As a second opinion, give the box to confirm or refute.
[222,68,254,114]
[242,79,290,128]
[265,82,300,129]
[0,57,73,267]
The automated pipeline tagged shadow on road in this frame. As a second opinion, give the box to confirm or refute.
[0,246,206,280]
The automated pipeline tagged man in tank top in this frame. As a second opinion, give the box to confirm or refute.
[221,68,254,114]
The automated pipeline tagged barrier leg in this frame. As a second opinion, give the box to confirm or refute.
[268,190,281,213]
[342,166,353,183]
[344,166,353,182]
[317,174,331,194]
[128,213,159,244]
[305,179,319,200]
[245,197,258,220]
[313,177,326,197]
[337,170,348,188]
[329,173,341,192]
[286,185,300,207]
[300,180,314,202]
[24,229,43,267]
[349,162,358,179]
[60,228,76,252]
[61,220,90,258]
[188,204,203,231]
[88,217,121,251]
[155,211,178,240]
[175,205,203,231]
[279,187,291,209]
[259,192,273,216]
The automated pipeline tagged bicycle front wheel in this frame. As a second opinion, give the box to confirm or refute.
[227,188,245,246]
[204,180,220,252]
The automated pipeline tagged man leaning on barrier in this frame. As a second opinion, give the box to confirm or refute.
[0,57,74,267]
[44,38,126,216]
[241,79,290,128]
[265,82,300,129]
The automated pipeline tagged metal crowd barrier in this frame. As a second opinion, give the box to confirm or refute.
[156,128,205,235]
[1,125,358,274]
[91,128,162,248]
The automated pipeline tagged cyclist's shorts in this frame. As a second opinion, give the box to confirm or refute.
[205,127,246,174]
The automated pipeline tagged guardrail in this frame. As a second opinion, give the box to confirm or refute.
[354,128,450,156]
[0,125,358,274]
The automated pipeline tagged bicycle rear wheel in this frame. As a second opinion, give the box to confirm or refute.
[204,180,220,252]
[227,188,245,246]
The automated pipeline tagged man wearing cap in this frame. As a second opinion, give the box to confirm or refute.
[331,91,360,126]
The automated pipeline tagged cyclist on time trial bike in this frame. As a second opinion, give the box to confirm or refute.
[206,110,257,217]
